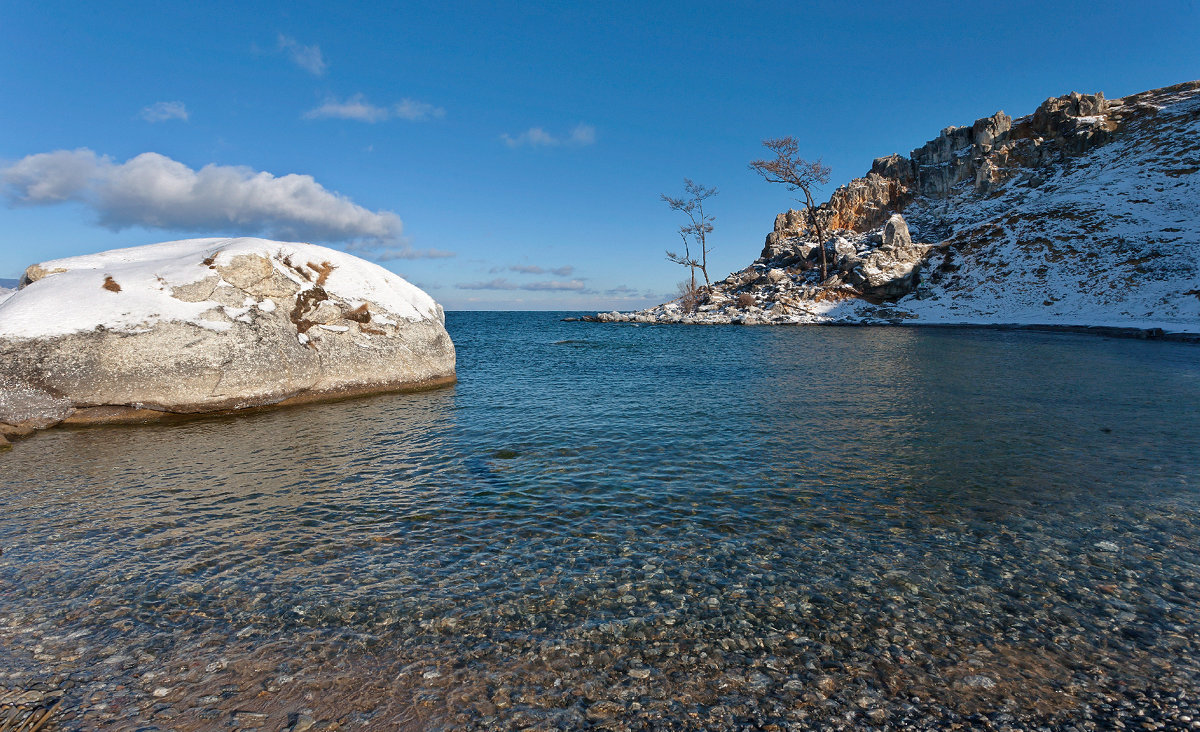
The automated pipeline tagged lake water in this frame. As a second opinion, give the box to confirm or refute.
[2,312,1200,730]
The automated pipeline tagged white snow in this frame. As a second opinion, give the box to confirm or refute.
[614,85,1200,333]
[881,89,1200,333]
[0,287,13,305]
[0,237,440,339]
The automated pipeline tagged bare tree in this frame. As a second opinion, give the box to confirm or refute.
[662,179,717,288]
[666,229,699,293]
[749,137,832,279]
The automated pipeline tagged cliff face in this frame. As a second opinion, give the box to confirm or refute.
[594,81,1200,332]
[765,88,1123,251]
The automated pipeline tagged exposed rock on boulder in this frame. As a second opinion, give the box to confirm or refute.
[848,215,928,299]
[0,238,455,434]
[882,214,911,249]
[764,268,790,284]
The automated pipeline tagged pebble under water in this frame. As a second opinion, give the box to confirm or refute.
[3,312,1200,731]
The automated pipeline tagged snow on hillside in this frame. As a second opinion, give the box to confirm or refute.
[591,82,1199,333]
[889,85,1200,330]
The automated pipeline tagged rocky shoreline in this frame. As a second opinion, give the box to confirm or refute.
[573,313,1200,343]
[584,81,1200,335]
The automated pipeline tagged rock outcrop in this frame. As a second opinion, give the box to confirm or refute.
[588,81,1200,331]
[766,90,1121,249]
[0,238,456,438]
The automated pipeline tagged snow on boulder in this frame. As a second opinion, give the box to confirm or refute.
[0,237,455,429]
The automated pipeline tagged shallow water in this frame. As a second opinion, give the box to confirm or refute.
[3,313,1200,730]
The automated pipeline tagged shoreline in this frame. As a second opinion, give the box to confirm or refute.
[0,374,457,448]
[568,316,1200,343]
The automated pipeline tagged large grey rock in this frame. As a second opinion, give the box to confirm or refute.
[853,215,927,299]
[882,214,912,250]
[0,238,456,429]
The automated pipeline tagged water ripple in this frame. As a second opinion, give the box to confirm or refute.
[2,315,1199,729]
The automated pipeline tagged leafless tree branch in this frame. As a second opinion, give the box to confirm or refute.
[749,136,832,280]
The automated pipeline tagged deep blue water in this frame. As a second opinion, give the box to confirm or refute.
[2,312,1199,729]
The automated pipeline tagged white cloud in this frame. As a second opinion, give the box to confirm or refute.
[277,34,326,76]
[392,98,446,121]
[372,247,455,261]
[140,101,188,123]
[502,123,597,148]
[305,94,389,122]
[458,278,517,290]
[521,279,588,291]
[568,123,596,146]
[457,277,589,292]
[2,148,405,245]
[503,264,575,276]
[304,94,446,123]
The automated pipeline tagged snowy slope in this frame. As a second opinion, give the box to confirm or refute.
[594,81,1199,333]
[890,85,1200,330]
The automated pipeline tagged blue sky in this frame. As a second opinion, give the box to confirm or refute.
[2,0,1197,310]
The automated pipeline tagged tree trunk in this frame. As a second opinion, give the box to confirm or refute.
[804,189,828,281]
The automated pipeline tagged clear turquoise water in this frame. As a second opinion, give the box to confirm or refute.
[2,313,1199,729]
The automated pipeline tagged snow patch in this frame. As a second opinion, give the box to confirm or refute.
[0,237,440,339]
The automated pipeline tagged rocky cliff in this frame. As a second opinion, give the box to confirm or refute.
[590,81,1200,332]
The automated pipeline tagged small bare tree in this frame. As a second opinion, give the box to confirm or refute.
[749,137,832,279]
[662,179,717,288]
[675,279,702,311]
[668,229,699,293]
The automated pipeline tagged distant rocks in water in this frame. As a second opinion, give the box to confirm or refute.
[589,81,1200,332]
[0,237,455,439]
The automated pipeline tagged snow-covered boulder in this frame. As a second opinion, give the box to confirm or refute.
[0,238,455,431]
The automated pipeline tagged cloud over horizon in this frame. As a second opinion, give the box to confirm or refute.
[605,284,661,299]
[304,94,445,123]
[493,264,575,276]
[1,148,412,246]
[277,34,326,75]
[140,101,188,123]
[457,277,589,291]
[502,123,596,149]
[369,246,456,261]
